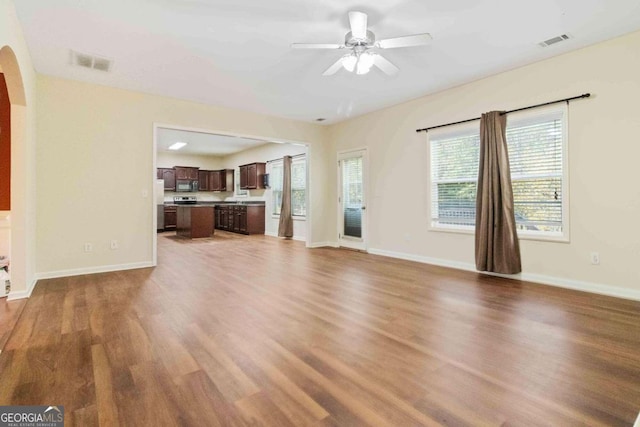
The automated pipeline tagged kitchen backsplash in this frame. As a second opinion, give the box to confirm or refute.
[163,190,267,203]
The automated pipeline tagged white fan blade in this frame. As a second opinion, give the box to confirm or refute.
[373,54,399,76]
[378,33,432,49]
[348,11,368,39]
[291,43,344,49]
[322,57,344,76]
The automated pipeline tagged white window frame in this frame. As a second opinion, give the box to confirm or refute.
[234,168,248,197]
[427,104,569,242]
[270,156,307,219]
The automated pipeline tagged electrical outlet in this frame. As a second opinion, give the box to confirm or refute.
[142,189,148,198]
[110,240,119,250]
[84,243,93,253]
[590,252,600,265]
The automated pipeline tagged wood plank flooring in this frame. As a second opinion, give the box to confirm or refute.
[0,297,26,352]
[1,231,639,426]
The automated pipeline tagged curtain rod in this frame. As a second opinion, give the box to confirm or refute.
[266,153,306,164]
[415,93,591,133]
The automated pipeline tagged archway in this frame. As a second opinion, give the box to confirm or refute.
[0,45,27,299]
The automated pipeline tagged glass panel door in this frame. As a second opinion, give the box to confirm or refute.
[338,150,366,250]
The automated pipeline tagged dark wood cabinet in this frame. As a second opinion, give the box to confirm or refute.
[213,204,264,234]
[217,205,229,231]
[210,171,221,191]
[164,205,177,229]
[157,168,176,191]
[239,166,248,189]
[209,169,234,192]
[177,206,214,239]
[247,164,257,189]
[174,166,199,180]
[198,170,210,191]
[239,163,266,190]
[245,205,265,234]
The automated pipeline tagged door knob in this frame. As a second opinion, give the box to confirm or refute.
[361,206,366,210]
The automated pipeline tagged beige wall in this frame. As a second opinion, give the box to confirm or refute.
[36,75,330,275]
[1,0,37,297]
[328,30,640,296]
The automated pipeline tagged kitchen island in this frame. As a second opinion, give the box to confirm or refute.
[176,205,214,238]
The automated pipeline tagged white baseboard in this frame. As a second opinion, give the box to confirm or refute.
[7,278,38,301]
[307,241,339,249]
[36,261,155,281]
[367,247,640,302]
[265,231,306,242]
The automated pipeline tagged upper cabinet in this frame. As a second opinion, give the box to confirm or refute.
[157,168,176,191]
[239,162,266,190]
[198,170,211,191]
[158,167,234,192]
[174,166,199,180]
[210,169,234,192]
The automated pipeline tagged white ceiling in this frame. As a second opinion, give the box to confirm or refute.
[156,128,270,155]
[14,0,640,124]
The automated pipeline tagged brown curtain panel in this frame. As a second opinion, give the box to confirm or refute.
[278,155,294,238]
[475,111,522,274]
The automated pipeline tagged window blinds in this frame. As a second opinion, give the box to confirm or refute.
[430,108,565,235]
[272,157,306,217]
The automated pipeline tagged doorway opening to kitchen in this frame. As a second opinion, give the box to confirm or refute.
[152,124,310,265]
[0,46,27,299]
[0,69,10,297]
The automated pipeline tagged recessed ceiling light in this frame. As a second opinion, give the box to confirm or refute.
[168,142,187,150]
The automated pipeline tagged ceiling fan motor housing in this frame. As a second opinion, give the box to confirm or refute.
[345,30,376,47]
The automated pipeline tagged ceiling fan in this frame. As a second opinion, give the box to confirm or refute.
[292,11,432,76]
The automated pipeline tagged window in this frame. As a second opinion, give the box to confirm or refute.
[235,168,247,197]
[271,156,307,217]
[428,105,568,240]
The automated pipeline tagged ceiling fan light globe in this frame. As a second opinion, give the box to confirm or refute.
[356,52,375,74]
[342,54,357,72]
[356,62,372,75]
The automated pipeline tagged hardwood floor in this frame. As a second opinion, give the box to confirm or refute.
[1,231,639,426]
[0,297,26,352]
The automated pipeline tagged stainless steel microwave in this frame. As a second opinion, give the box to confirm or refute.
[176,179,198,192]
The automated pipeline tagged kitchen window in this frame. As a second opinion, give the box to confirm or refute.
[271,156,307,217]
[235,168,248,197]
[428,104,568,241]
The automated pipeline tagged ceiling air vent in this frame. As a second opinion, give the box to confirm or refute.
[70,50,113,72]
[539,34,571,48]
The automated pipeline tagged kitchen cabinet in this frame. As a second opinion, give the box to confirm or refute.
[157,168,176,191]
[210,169,234,192]
[215,205,228,230]
[210,171,220,191]
[164,205,177,229]
[198,170,211,191]
[177,206,214,238]
[214,204,264,235]
[174,166,199,180]
[239,162,266,189]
